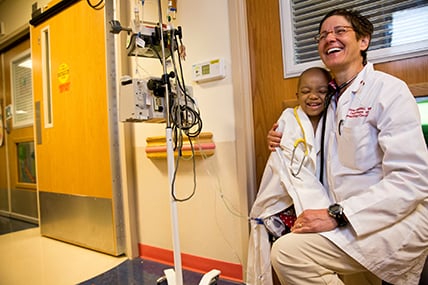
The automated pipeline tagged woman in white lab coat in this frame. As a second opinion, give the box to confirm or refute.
[247,67,333,285]
[268,9,428,285]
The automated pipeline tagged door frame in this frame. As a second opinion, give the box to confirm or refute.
[0,33,38,223]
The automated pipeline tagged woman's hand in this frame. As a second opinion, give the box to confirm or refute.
[291,209,338,233]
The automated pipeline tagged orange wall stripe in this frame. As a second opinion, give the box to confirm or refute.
[145,142,216,153]
[139,243,243,283]
[145,132,216,159]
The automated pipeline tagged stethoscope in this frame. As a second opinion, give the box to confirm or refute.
[286,106,308,177]
[319,75,361,184]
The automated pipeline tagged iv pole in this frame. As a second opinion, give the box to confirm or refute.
[109,1,220,284]
[156,0,184,284]
[156,1,220,284]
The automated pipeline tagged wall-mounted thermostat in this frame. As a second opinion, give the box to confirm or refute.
[192,58,226,83]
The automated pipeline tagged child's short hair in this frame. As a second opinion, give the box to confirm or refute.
[297,67,332,90]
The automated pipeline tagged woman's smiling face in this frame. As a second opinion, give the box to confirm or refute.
[317,15,369,74]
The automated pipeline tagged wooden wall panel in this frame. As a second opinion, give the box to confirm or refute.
[246,0,299,187]
[246,2,428,187]
[375,56,428,85]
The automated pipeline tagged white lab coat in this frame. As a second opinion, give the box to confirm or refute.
[321,63,428,285]
[247,107,332,285]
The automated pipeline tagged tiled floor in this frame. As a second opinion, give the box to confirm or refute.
[0,227,128,285]
[79,258,239,285]
[0,215,38,235]
[0,217,243,285]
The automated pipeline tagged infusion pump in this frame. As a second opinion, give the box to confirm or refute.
[119,76,166,123]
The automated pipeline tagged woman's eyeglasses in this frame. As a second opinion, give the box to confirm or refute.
[314,26,354,43]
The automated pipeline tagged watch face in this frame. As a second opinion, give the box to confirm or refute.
[330,204,340,213]
[329,204,347,227]
[329,204,342,216]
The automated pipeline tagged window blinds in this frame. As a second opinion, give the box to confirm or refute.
[291,0,428,65]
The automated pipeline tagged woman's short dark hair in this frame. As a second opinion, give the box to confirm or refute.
[319,9,374,65]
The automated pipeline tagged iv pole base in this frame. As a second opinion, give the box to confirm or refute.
[157,268,221,285]
[199,269,221,285]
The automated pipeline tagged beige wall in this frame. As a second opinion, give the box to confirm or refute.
[123,0,250,267]
[0,0,50,36]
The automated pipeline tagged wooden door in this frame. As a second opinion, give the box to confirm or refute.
[30,1,124,255]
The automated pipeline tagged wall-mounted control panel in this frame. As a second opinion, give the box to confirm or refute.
[192,58,226,83]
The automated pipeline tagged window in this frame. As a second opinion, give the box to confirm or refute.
[41,26,53,128]
[416,96,428,146]
[17,141,37,184]
[279,0,428,78]
[10,51,33,128]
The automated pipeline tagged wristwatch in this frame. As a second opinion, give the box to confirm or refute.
[328,203,348,227]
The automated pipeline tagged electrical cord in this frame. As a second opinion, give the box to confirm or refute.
[168,29,203,139]
[127,21,203,202]
[169,95,200,202]
[86,0,104,10]
[197,140,246,268]
[158,27,202,202]
[171,134,197,202]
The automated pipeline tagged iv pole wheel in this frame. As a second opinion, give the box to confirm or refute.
[199,269,221,285]
[156,269,221,285]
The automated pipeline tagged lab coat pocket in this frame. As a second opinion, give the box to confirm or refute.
[337,123,381,171]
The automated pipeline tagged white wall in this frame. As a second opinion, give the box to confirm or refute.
[124,0,250,267]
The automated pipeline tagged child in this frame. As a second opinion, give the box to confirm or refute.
[247,67,333,285]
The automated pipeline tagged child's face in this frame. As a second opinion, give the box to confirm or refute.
[296,70,329,118]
